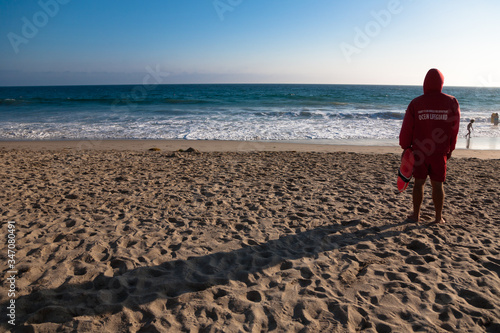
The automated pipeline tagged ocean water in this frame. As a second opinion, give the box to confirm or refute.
[0,84,499,148]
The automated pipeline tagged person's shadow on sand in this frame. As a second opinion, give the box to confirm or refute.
[2,219,419,330]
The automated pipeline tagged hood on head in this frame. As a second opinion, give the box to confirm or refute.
[423,68,444,94]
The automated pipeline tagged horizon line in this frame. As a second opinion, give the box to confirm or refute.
[2,82,498,89]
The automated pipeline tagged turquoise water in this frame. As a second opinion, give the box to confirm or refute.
[0,84,499,147]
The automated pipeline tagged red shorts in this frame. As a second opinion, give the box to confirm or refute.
[413,153,447,182]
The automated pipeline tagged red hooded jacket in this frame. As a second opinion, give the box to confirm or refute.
[399,69,460,156]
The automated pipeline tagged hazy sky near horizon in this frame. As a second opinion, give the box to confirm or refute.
[1,0,500,87]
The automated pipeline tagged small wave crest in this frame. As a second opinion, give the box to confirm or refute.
[162,98,212,104]
[0,98,22,105]
[250,109,404,120]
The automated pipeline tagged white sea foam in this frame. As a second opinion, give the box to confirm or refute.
[1,116,497,142]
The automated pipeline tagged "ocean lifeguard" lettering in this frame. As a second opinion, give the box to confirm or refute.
[418,110,449,121]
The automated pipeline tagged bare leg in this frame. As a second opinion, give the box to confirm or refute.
[409,178,426,222]
[431,180,445,223]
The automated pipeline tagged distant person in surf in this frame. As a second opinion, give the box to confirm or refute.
[492,113,499,126]
[399,68,461,224]
[465,119,474,139]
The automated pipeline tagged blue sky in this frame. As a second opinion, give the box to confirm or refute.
[1,0,499,86]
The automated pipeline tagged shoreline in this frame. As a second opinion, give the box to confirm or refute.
[0,139,499,159]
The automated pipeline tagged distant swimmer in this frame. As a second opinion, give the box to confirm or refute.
[465,119,474,139]
[492,112,499,126]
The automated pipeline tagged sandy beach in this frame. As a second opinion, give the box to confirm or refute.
[1,140,499,332]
